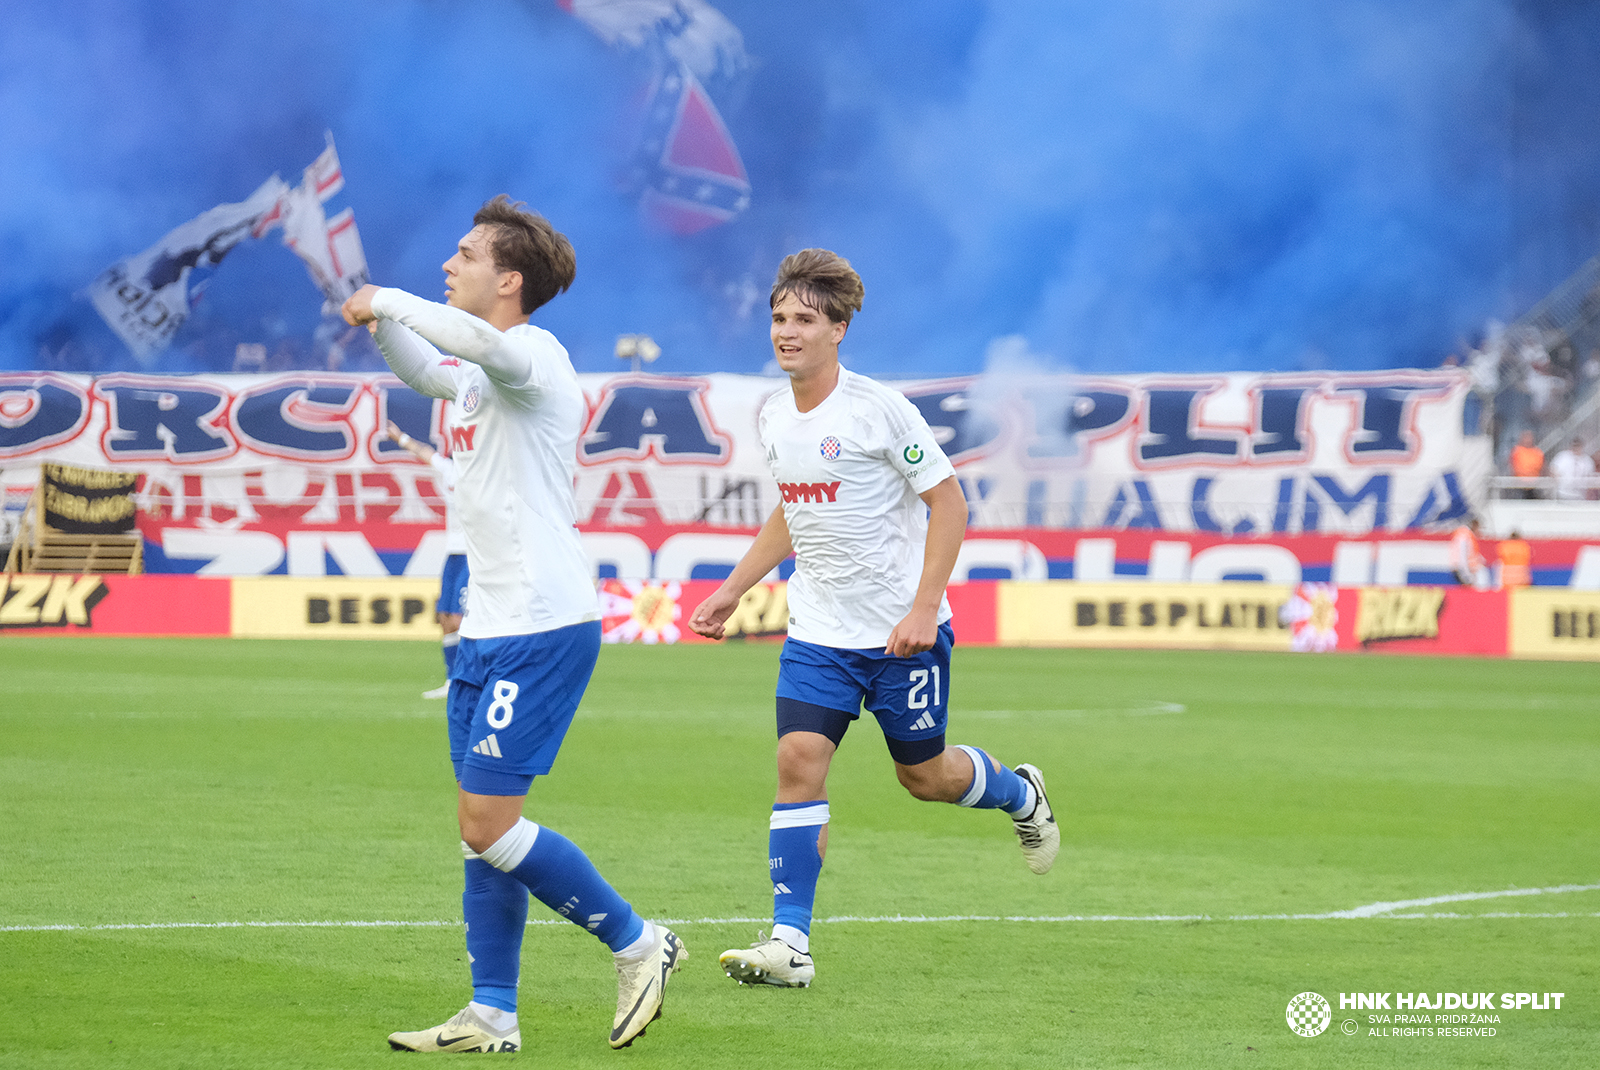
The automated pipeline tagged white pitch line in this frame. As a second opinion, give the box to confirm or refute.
[1388,912,1600,919]
[4,883,1597,934]
[1226,882,1600,921]
[966,700,1186,719]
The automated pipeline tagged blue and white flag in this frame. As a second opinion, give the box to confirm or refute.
[87,176,287,362]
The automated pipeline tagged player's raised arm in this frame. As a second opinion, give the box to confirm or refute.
[349,203,580,392]
[885,475,967,657]
[369,287,534,388]
[344,284,460,399]
[688,505,794,640]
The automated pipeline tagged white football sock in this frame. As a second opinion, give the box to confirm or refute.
[772,924,809,954]
[468,1001,517,1033]
[613,919,659,962]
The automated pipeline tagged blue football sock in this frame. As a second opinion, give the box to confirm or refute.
[462,855,527,1012]
[954,745,1034,815]
[769,802,828,939]
[480,819,644,953]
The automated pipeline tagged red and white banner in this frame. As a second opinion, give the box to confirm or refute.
[0,367,1520,578]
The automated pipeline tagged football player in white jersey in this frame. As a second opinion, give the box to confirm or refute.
[688,249,1059,989]
[342,197,685,1052]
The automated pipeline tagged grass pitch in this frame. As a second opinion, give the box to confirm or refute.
[1,637,1596,1069]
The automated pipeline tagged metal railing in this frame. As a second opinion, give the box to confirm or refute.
[1487,476,1600,500]
[1536,388,1600,457]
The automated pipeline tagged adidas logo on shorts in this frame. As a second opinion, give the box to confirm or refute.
[909,712,937,732]
[471,734,503,758]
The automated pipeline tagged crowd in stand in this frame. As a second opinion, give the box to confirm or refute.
[1454,323,1600,499]
[1505,430,1599,499]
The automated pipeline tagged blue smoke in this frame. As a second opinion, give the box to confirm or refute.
[2,0,1597,378]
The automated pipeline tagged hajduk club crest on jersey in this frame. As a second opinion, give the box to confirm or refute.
[819,435,841,460]
[462,385,481,413]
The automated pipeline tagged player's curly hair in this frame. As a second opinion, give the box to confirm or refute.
[770,248,864,325]
[473,195,576,314]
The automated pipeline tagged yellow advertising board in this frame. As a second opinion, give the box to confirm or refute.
[231,578,442,639]
[1508,588,1600,661]
[997,582,1294,650]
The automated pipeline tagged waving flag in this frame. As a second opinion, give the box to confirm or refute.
[271,136,371,313]
[86,136,370,361]
[86,176,288,363]
[635,65,750,234]
[559,0,748,83]
[556,0,752,233]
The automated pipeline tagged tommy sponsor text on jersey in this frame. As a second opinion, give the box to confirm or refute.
[759,366,957,649]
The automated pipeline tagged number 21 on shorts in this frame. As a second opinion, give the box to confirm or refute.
[907,666,941,710]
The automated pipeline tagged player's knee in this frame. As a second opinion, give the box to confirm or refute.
[776,731,830,768]
[895,761,944,801]
[775,733,832,794]
[458,819,500,856]
[457,798,519,855]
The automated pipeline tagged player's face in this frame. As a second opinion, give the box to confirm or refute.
[770,293,846,380]
[442,226,509,320]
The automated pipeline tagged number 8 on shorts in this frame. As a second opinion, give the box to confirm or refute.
[487,680,519,728]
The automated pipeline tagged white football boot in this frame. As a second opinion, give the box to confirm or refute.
[1012,764,1061,875]
[718,933,815,988]
[387,1005,520,1052]
[610,926,688,1049]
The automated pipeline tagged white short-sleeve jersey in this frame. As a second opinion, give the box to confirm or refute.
[371,288,599,639]
[759,366,958,650]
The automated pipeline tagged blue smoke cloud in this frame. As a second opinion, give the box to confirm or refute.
[2,0,1597,378]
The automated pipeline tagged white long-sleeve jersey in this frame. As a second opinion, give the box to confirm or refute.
[426,452,468,555]
[371,287,599,639]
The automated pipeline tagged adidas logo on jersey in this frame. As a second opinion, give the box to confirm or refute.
[471,734,503,758]
[909,712,937,732]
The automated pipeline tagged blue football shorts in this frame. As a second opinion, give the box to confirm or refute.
[448,620,601,795]
[775,622,954,765]
[436,553,469,616]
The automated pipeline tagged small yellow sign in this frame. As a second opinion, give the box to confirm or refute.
[997,582,1293,650]
[231,577,441,639]
[1509,588,1600,661]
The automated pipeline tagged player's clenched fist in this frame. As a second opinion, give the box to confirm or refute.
[341,283,381,326]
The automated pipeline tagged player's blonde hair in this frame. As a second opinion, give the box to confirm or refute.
[770,248,864,325]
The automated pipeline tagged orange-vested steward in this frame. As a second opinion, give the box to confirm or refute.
[1498,538,1532,588]
[1510,444,1545,478]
